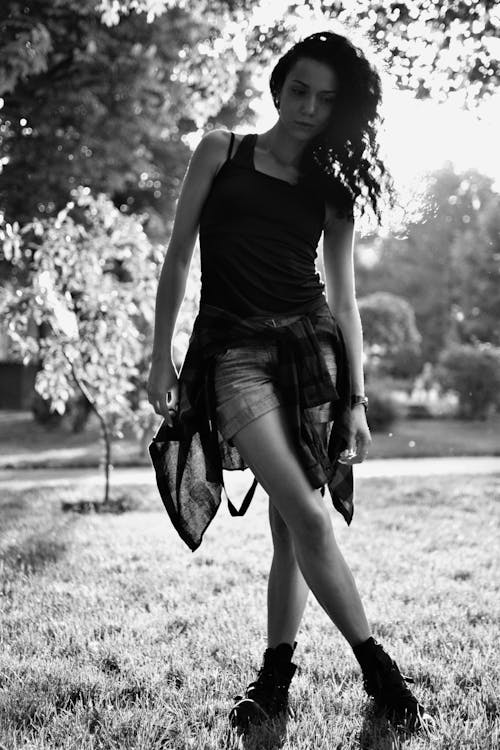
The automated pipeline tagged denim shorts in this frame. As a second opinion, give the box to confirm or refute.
[212,303,337,444]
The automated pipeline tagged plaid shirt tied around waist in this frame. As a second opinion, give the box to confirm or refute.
[149,298,354,552]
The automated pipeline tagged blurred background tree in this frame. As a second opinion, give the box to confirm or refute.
[358,291,422,379]
[355,165,500,363]
[436,344,500,419]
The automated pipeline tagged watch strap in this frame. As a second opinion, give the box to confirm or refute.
[351,394,369,411]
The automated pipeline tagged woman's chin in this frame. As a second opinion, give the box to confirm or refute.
[285,123,318,141]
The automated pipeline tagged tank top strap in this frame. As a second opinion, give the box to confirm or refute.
[226,131,235,161]
[230,133,257,167]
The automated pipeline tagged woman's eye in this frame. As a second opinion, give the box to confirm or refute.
[291,88,305,95]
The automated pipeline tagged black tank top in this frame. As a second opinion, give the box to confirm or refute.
[198,133,326,316]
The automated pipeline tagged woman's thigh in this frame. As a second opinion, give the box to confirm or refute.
[231,406,331,537]
[214,344,281,444]
[214,337,336,444]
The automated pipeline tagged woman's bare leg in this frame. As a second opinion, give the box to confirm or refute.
[267,500,309,647]
[232,407,371,646]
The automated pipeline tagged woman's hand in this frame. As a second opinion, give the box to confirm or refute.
[339,405,372,464]
[147,359,179,427]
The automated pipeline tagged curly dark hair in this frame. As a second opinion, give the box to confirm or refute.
[270,31,394,223]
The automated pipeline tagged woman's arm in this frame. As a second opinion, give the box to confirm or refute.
[151,129,230,365]
[322,204,371,462]
[148,129,231,420]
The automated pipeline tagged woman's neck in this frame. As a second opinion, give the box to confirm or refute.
[256,122,307,168]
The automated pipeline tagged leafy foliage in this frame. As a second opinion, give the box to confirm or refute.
[356,165,500,362]
[293,0,500,105]
[449,197,500,346]
[98,0,500,105]
[365,386,401,432]
[358,291,422,377]
[0,0,257,227]
[436,343,500,419]
[0,188,161,497]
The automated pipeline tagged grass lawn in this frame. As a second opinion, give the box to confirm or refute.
[0,411,499,469]
[1,474,499,749]
[368,414,500,459]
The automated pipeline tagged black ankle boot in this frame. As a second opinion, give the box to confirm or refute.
[353,637,427,732]
[229,642,298,730]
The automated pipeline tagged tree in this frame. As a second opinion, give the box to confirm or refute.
[355,165,500,362]
[449,197,500,346]
[97,0,500,104]
[436,343,500,419]
[0,0,258,229]
[358,291,422,377]
[0,188,161,503]
[293,0,500,105]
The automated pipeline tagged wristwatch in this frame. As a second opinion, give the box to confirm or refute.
[351,394,369,412]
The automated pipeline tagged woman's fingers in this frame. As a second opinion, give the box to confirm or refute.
[159,391,179,426]
[354,429,371,462]
[167,384,179,411]
[146,363,179,425]
[165,393,179,428]
[339,427,371,464]
[339,438,357,464]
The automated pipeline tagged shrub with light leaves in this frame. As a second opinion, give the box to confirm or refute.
[0,187,163,500]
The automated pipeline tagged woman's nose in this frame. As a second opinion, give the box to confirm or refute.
[301,95,317,115]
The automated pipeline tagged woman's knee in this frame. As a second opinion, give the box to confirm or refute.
[269,492,330,548]
[291,498,333,547]
[269,502,292,547]
[231,407,333,544]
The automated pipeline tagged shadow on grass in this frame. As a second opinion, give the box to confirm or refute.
[225,711,290,750]
[358,703,415,749]
[0,494,36,532]
[1,532,68,576]
[226,707,414,749]
[61,492,140,515]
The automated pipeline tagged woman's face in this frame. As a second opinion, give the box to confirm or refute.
[277,56,338,141]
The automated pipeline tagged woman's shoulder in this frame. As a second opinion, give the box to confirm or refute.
[194,129,252,177]
[199,129,251,157]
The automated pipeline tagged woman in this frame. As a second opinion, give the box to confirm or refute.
[147,32,427,733]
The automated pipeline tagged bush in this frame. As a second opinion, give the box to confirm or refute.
[436,344,500,419]
[359,292,422,378]
[406,403,433,419]
[389,345,424,380]
[365,388,401,432]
